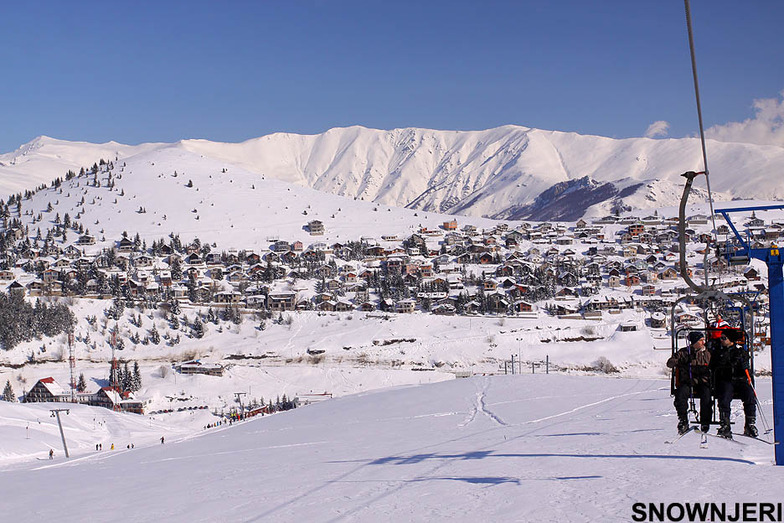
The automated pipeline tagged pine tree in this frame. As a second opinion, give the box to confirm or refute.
[132,361,142,392]
[122,361,131,392]
[149,325,160,345]
[193,317,205,339]
[169,299,181,315]
[77,373,87,392]
[2,380,15,402]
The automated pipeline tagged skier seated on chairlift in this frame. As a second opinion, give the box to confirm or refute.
[708,314,731,352]
[667,331,712,435]
[710,328,757,439]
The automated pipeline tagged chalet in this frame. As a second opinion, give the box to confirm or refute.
[641,284,657,297]
[117,237,135,253]
[308,220,325,235]
[625,274,641,286]
[555,287,577,298]
[394,299,416,314]
[42,268,59,283]
[205,252,222,264]
[385,257,405,274]
[325,278,342,292]
[135,254,154,267]
[688,214,709,225]
[175,360,224,376]
[0,270,14,281]
[74,257,92,271]
[92,388,122,410]
[744,267,760,281]
[442,219,458,231]
[334,299,354,312]
[478,252,496,265]
[24,377,69,403]
[628,222,645,236]
[171,284,188,300]
[267,292,296,311]
[272,240,291,253]
[511,300,534,313]
[485,292,509,313]
[214,291,243,304]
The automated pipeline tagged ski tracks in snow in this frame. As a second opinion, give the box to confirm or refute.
[460,378,507,428]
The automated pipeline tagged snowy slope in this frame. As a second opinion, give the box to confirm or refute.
[0,374,778,522]
[10,143,500,253]
[3,126,784,221]
[0,136,160,196]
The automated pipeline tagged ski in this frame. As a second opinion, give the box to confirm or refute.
[700,433,708,449]
[665,427,695,444]
[732,433,778,445]
[695,428,747,446]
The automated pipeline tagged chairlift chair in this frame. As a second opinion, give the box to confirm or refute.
[669,289,757,428]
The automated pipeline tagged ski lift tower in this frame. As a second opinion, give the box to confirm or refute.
[68,331,76,403]
[716,204,784,464]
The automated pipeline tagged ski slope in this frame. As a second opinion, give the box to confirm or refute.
[0,374,778,522]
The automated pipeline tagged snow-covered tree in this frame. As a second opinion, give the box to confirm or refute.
[2,380,15,402]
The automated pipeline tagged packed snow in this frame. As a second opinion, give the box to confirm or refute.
[0,373,779,522]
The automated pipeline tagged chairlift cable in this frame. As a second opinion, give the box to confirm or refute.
[683,0,719,238]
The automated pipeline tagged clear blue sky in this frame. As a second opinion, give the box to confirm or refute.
[1,0,782,153]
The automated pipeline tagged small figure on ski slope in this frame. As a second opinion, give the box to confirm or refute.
[710,328,757,439]
[667,331,712,434]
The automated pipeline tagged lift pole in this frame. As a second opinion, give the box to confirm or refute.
[717,204,784,464]
[50,408,70,458]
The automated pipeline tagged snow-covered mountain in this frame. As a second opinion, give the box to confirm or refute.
[3,127,783,221]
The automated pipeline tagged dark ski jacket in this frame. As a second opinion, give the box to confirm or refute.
[710,343,751,384]
[667,345,711,387]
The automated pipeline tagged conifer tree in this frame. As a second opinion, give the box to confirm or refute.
[149,325,160,345]
[193,317,205,339]
[77,373,87,392]
[2,380,15,402]
[132,361,142,392]
[122,361,131,392]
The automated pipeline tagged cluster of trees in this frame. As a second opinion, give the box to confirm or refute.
[0,292,75,350]
[109,360,142,393]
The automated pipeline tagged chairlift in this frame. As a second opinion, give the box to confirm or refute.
[669,289,757,429]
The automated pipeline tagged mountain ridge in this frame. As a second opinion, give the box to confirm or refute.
[2,126,783,221]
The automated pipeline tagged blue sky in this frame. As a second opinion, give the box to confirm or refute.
[1,0,783,153]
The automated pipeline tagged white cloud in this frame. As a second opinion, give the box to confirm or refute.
[644,121,670,138]
[705,90,784,147]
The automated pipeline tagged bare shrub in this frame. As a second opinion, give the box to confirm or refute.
[593,356,619,374]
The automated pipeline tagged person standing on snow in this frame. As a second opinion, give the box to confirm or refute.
[667,331,712,434]
[710,328,757,438]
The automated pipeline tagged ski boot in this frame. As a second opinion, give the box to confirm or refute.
[717,413,732,439]
[677,417,690,435]
[744,416,758,438]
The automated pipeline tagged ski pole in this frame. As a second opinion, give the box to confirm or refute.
[745,369,773,434]
[687,344,699,423]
